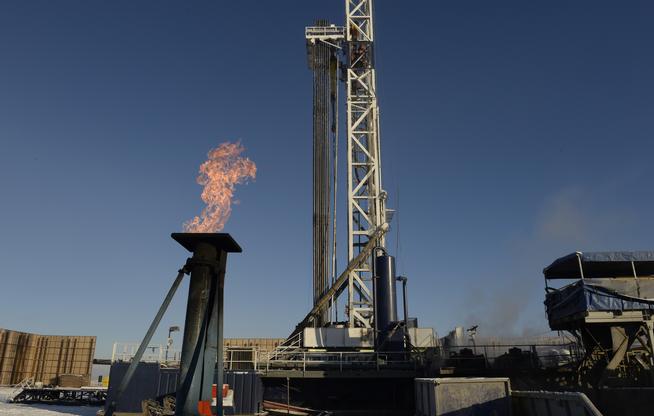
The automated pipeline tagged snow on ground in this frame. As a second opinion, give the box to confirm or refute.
[0,388,100,416]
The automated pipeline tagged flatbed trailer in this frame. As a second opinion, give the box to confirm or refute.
[9,386,107,406]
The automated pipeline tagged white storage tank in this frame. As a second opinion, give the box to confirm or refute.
[415,377,511,416]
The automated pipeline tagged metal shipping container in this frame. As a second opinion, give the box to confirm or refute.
[415,377,511,416]
[105,362,261,414]
[105,362,171,413]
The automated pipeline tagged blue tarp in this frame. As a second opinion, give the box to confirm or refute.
[545,281,654,327]
[543,251,654,280]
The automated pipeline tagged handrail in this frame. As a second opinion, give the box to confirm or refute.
[256,350,416,373]
[8,377,34,401]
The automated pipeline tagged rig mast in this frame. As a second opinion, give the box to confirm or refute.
[304,0,387,330]
[345,0,386,328]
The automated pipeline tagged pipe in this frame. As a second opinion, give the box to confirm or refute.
[372,269,378,347]
[397,276,408,334]
[576,252,585,280]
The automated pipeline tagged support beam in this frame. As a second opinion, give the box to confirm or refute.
[290,223,389,338]
[646,320,654,385]
[105,269,186,416]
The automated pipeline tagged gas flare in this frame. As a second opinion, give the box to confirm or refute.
[184,141,256,233]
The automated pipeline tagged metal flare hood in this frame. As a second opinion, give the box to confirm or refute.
[171,232,242,253]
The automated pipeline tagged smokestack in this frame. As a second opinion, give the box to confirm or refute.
[171,233,241,416]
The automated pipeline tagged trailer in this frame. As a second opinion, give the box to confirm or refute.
[9,386,107,406]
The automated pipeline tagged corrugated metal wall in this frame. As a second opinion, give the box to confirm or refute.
[0,328,95,386]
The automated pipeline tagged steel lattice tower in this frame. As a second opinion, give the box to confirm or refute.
[345,0,386,328]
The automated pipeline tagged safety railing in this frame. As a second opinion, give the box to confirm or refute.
[6,377,34,402]
[257,350,417,373]
[441,342,582,370]
[111,342,181,365]
[305,26,346,40]
[224,348,259,370]
[266,332,303,362]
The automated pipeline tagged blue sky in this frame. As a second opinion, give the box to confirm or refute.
[0,0,652,358]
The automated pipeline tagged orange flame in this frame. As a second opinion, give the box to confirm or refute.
[184,141,256,233]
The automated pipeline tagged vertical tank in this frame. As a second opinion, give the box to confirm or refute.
[375,254,398,349]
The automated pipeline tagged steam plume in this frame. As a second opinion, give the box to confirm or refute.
[184,141,256,233]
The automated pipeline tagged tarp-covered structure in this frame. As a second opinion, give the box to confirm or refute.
[545,281,654,329]
[543,252,654,387]
[543,251,654,327]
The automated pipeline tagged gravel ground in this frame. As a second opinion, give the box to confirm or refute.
[0,388,100,416]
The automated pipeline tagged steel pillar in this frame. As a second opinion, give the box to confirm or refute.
[172,233,241,416]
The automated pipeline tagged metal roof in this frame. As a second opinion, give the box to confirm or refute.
[543,251,654,279]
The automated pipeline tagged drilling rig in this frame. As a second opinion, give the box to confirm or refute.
[255,4,436,412]
[285,0,435,353]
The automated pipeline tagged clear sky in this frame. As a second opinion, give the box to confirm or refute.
[1,0,652,358]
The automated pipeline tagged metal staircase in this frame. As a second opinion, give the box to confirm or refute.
[6,377,34,402]
[266,332,304,362]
